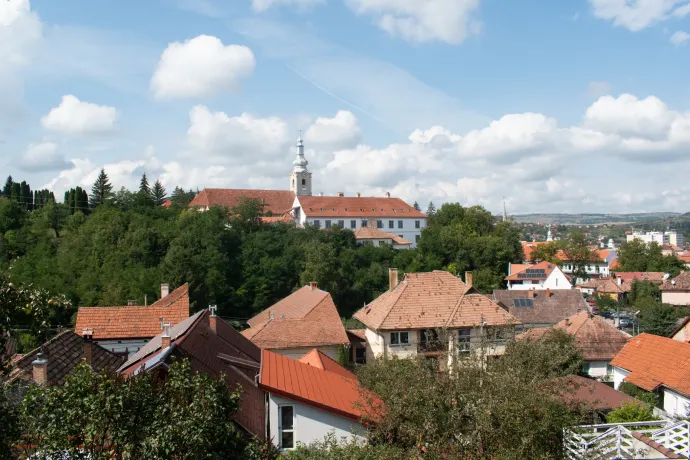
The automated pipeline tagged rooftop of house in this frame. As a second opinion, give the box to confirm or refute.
[354,271,518,331]
[297,349,356,381]
[520,311,629,360]
[610,333,690,396]
[10,331,123,386]
[555,375,636,411]
[259,349,378,422]
[679,254,690,263]
[189,188,295,216]
[296,196,426,218]
[75,283,190,340]
[660,271,690,291]
[493,289,589,326]
[520,242,613,264]
[579,277,626,294]
[241,284,349,349]
[505,261,561,281]
[671,316,690,340]
[354,227,411,245]
[661,243,684,252]
[613,272,667,283]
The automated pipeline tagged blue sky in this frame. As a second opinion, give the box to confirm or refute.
[2,0,690,214]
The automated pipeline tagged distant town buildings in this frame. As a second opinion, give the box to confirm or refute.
[627,230,685,247]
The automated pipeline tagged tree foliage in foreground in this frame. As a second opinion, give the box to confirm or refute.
[616,239,685,276]
[15,360,276,460]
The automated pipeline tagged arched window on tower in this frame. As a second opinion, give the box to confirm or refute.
[302,179,306,185]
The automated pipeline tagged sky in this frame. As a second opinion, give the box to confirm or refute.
[1,0,690,215]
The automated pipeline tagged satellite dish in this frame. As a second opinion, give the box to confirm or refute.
[663,273,670,281]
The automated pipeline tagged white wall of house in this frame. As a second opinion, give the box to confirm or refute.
[364,328,385,362]
[356,239,410,250]
[662,291,690,306]
[272,345,341,361]
[95,339,149,358]
[584,360,611,379]
[612,366,630,390]
[508,269,571,290]
[672,322,690,342]
[268,394,366,450]
[662,388,690,418]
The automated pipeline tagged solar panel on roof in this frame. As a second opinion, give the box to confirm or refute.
[513,298,534,307]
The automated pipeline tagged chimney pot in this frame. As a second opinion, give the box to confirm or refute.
[127,299,136,306]
[386,192,390,198]
[309,281,318,291]
[465,271,473,288]
[161,322,172,348]
[208,305,218,332]
[389,268,399,291]
[356,192,361,198]
[337,192,344,197]
[546,288,551,297]
[161,283,170,299]
[528,290,535,298]
[32,353,48,386]
[82,330,94,366]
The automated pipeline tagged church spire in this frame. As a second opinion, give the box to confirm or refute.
[290,129,312,196]
[292,129,308,172]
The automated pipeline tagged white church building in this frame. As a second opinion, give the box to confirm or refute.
[190,134,428,247]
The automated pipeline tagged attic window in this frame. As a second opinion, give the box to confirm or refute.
[320,208,324,211]
[393,209,397,213]
[332,208,336,211]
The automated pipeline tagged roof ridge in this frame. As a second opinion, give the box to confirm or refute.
[445,288,468,328]
[373,281,409,330]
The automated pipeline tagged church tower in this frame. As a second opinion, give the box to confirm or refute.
[290,131,312,196]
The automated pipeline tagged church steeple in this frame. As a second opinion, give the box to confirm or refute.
[290,130,312,196]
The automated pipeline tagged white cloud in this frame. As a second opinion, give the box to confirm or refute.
[345,0,482,44]
[251,0,325,12]
[671,30,690,45]
[18,142,70,172]
[589,0,690,31]
[151,35,255,99]
[0,0,42,69]
[41,95,118,135]
[304,110,361,149]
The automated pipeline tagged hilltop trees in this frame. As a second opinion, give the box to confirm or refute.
[152,180,166,206]
[90,168,113,207]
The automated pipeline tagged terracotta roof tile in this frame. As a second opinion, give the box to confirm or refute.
[631,432,684,459]
[614,272,666,283]
[493,289,588,326]
[610,333,690,395]
[242,286,348,349]
[189,188,295,216]
[354,271,517,330]
[509,264,532,275]
[10,331,123,386]
[297,349,356,381]
[505,261,559,281]
[259,349,377,421]
[520,311,629,360]
[661,271,690,291]
[354,227,411,245]
[555,375,636,410]
[75,284,190,340]
[296,196,426,218]
[346,329,367,341]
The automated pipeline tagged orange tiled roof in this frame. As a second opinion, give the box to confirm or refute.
[74,284,190,340]
[679,254,690,263]
[505,261,559,281]
[189,188,295,216]
[298,349,357,381]
[610,333,690,395]
[242,285,349,349]
[509,263,532,275]
[661,271,690,291]
[521,311,629,360]
[161,199,172,208]
[354,227,411,245]
[296,196,426,218]
[609,258,620,270]
[614,272,666,283]
[354,271,518,331]
[521,241,550,261]
[260,213,293,224]
[580,277,625,294]
[521,242,613,264]
[259,349,376,421]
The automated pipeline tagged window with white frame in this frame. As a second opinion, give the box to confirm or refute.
[325,220,331,228]
[350,220,356,229]
[398,220,403,229]
[313,220,320,228]
[458,328,471,352]
[389,220,394,229]
[279,405,294,449]
[338,220,344,228]
[390,331,409,346]
[415,220,420,229]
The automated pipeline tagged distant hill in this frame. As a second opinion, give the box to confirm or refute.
[511,213,682,225]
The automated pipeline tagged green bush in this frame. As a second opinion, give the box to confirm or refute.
[607,401,658,424]
[619,382,659,407]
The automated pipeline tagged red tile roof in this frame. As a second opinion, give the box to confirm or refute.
[354,271,517,331]
[679,254,690,263]
[354,227,411,245]
[521,242,613,264]
[630,432,685,459]
[296,196,426,218]
[161,199,172,208]
[614,272,666,283]
[609,258,620,270]
[189,188,295,216]
[504,261,559,281]
[610,333,690,396]
[75,284,190,340]
[555,375,636,410]
[660,271,690,291]
[509,263,532,275]
[298,349,356,381]
[241,285,349,349]
[259,349,375,421]
[521,311,629,360]
[521,242,550,262]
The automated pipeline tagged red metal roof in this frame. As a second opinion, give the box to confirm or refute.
[75,284,190,340]
[297,349,356,381]
[259,349,376,421]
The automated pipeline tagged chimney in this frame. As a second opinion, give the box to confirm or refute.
[32,353,48,386]
[337,192,344,197]
[617,277,622,287]
[389,268,399,291]
[465,271,473,288]
[82,328,94,366]
[356,192,361,197]
[546,288,552,297]
[528,289,535,298]
[161,283,170,299]
[161,322,171,348]
[385,192,390,198]
[208,305,217,333]
[319,192,324,197]
[309,281,318,291]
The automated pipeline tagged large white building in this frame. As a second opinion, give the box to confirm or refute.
[627,231,684,247]
[190,134,427,247]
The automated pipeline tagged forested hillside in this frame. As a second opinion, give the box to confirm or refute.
[0,172,523,330]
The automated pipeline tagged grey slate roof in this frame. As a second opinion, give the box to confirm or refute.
[492,289,588,326]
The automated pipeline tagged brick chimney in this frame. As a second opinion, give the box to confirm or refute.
[82,328,94,366]
[389,268,399,291]
[161,323,171,348]
[161,283,170,298]
[309,281,318,291]
[32,353,48,386]
[546,288,552,297]
[356,192,361,197]
[465,271,473,288]
[208,305,217,333]
[528,289,535,298]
